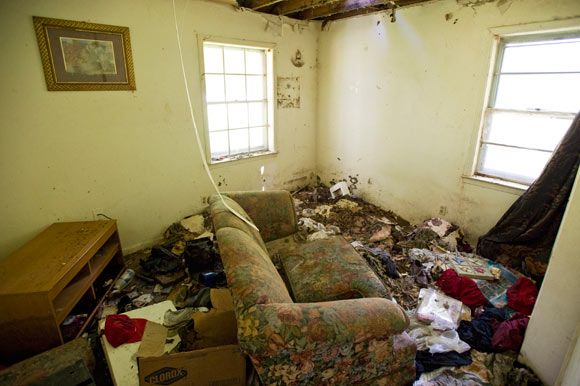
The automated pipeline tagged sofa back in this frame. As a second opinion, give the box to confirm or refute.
[219,191,298,243]
[210,195,268,253]
[210,194,293,312]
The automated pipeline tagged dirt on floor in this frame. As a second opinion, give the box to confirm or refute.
[291,185,475,310]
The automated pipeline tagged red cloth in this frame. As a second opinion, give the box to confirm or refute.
[507,277,538,315]
[437,269,489,312]
[491,312,529,351]
[104,314,148,348]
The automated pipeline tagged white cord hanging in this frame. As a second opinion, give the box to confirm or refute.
[171,0,259,232]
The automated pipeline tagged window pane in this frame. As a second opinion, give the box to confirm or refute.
[494,73,580,112]
[250,126,267,151]
[227,103,248,129]
[225,75,246,102]
[229,129,249,154]
[246,49,265,74]
[224,47,245,74]
[207,104,228,132]
[248,102,267,127]
[483,110,572,151]
[501,40,580,73]
[247,75,265,101]
[203,44,223,73]
[205,75,225,102]
[478,144,551,184]
[210,131,229,157]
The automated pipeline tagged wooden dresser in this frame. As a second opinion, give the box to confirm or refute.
[0,221,125,363]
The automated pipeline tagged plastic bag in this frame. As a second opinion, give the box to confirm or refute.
[416,288,463,330]
[407,310,470,354]
[426,329,470,354]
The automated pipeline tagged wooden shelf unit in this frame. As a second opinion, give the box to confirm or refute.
[0,220,125,363]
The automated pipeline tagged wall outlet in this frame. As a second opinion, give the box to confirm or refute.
[92,208,104,220]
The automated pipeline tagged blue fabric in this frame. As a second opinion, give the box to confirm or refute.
[457,307,506,353]
[415,350,472,378]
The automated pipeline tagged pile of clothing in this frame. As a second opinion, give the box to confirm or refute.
[411,269,539,384]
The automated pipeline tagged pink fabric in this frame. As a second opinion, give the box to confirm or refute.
[437,269,489,312]
[492,313,529,351]
[507,277,538,315]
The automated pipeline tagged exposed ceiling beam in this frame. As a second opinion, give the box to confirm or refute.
[324,5,385,20]
[299,0,431,20]
[323,0,426,20]
[248,0,285,10]
[275,0,341,15]
[297,0,395,20]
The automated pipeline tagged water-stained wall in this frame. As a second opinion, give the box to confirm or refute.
[0,0,320,257]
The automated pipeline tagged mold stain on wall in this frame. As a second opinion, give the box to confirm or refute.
[277,76,301,108]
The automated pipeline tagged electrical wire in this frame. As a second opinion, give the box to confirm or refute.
[171,0,259,232]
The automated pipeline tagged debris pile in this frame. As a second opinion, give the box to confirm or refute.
[92,184,542,384]
[292,185,541,385]
[293,185,477,309]
[95,212,226,336]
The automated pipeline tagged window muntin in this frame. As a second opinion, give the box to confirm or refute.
[202,42,273,161]
[476,32,580,185]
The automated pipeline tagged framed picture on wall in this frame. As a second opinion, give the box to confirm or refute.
[33,16,136,91]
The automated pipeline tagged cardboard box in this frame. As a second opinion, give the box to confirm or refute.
[137,289,246,386]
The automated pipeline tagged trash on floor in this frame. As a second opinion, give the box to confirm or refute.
[292,184,543,384]
[180,214,205,235]
[111,269,135,296]
[136,289,245,386]
[416,288,463,330]
[94,184,542,385]
[329,181,351,198]
[99,301,181,386]
[407,310,470,354]
[104,314,148,348]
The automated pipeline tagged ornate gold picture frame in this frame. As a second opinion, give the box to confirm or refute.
[33,16,136,91]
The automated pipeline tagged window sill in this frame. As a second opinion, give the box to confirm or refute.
[209,150,278,167]
[462,175,528,195]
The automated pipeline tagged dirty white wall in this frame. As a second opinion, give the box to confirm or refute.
[0,0,319,258]
[519,166,580,385]
[316,0,580,241]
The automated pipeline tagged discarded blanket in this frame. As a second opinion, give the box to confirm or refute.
[491,313,529,352]
[477,111,580,278]
[507,277,538,315]
[437,269,489,312]
[457,307,506,353]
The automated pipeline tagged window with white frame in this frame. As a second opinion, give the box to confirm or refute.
[476,31,580,185]
[202,41,274,162]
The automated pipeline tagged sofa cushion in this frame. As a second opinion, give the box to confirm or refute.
[274,236,391,303]
[210,195,268,253]
[216,227,293,313]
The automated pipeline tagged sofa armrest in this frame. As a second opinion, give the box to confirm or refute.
[237,298,409,355]
[223,191,298,242]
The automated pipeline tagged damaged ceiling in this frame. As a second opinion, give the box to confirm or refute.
[237,0,435,22]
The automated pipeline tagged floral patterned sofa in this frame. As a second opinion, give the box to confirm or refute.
[209,191,416,385]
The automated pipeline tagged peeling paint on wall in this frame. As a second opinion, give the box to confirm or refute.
[255,12,312,37]
[496,0,513,14]
[277,76,301,108]
[456,0,513,15]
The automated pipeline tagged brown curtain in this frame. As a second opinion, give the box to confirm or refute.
[477,111,580,280]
